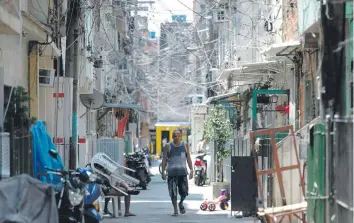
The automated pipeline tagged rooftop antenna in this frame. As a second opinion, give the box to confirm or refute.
[79,88,105,118]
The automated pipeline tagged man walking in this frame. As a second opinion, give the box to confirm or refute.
[161,130,194,216]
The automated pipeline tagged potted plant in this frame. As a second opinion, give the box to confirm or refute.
[204,104,233,198]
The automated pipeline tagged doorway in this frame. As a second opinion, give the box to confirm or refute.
[161,130,170,151]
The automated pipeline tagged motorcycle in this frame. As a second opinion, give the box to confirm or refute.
[38,150,102,223]
[194,153,208,186]
[81,166,105,223]
[126,151,151,190]
[141,147,152,167]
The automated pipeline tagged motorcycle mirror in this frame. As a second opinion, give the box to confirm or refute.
[48,149,58,158]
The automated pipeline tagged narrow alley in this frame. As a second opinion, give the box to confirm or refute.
[103,175,257,223]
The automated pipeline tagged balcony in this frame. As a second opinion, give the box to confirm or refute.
[217,61,282,84]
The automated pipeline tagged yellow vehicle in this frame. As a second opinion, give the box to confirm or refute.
[155,122,190,155]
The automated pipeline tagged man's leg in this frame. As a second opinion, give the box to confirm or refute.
[106,186,136,217]
[167,176,179,216]
[124,195,131,214]
[177,175,189,214]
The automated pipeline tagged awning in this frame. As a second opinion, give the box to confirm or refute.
[103,103,144,111]
[206,91,242,104]
[261,40,301,58]
[155,122,190,127]
[217,61,282,81]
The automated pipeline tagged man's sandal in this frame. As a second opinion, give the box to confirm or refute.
[179,203,186,214]
[127,190,140,195]
[124,213,136,217]
[171,212,178,217]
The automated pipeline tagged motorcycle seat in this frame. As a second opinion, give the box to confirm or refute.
[196,154,207,159]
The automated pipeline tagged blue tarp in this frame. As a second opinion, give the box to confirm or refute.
[31,121,64,184]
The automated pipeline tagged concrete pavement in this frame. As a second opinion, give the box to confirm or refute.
[102,175,259,223]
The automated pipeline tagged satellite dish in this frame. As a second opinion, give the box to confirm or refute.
[79,89,105,118]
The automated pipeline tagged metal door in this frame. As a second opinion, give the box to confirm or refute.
[230,156,257,213]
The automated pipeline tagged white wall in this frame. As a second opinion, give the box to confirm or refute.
[235,1,273,64]
[0,35,28,88]
[191,114,205,153]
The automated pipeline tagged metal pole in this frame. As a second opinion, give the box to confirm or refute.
[72,27,79,169]
[0,68,4,132]
[228,0,232,62]
[325,115,331,223]
[66,0,80,169]
[54,0,62,145]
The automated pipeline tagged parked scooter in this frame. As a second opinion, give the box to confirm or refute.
[81,166,105,223]
[141,147,153,169]
[126,150,151,190]
[194,153,208,186]
[38,150,103,223]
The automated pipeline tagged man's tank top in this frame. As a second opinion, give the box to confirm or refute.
[166,142,188,176]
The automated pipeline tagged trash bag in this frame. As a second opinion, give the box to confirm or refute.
[0,174,59,223]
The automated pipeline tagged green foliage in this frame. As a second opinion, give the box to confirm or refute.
[204,104,233,182]
[3,86,33,134]
[242,88,253,128]
[204,104,233,159]
[128,109,139,123]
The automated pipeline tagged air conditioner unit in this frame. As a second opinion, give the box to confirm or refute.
[39,69,55,87]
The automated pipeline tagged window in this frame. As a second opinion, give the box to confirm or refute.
[39,69,55,87]
[119,61,127,70]
[217,11,225,21]
[118,32,121,50]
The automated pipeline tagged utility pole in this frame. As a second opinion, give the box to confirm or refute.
[65,0,80,169]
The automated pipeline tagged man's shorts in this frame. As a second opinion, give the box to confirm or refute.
[167,175,189,198]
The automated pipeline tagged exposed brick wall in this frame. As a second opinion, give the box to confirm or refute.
[282,0,298,41]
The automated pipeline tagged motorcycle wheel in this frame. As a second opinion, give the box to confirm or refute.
[138,169,147,190]
[200,173,207,186]
[194,175,200,186]
[194,171,202,186]
[84,215,99,223]
[159,163,163,174]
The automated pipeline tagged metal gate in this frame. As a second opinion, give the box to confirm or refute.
[10,134,33,176]
[96,138,125,166]
[230,136,257,214]
[331,118,353,223]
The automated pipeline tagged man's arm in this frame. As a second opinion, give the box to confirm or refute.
[185,143,193,172]
[161,144,169,174]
